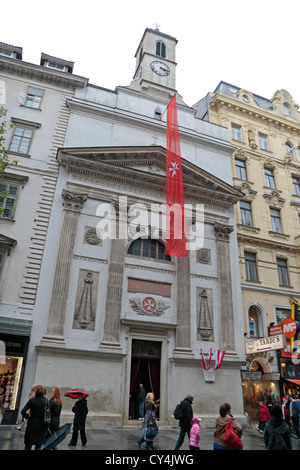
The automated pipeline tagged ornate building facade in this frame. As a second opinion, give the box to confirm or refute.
[30,30,246,427]
[195,82,300,423]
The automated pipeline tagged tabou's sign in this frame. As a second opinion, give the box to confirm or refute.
[245,334,286,354]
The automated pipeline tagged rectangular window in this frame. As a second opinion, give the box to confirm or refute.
[259,133,269,150]
[245,252,258,281]
[277,258,289,286]
[264,168,275,188]
[232,124,242,141]
[24,87,44,109]
[9,127,33,154]
[235,158,247,180]
[240,201,253,226]
[0,183,19,218]
[270,208,282,233]
[292,176,300,196]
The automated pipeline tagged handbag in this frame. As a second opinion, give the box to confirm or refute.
[44,399,51,426]
[223,417,243,450]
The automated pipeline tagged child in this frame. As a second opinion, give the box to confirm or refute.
[258,400,270,432]
[189,416,201,450]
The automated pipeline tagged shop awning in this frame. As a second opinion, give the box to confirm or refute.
[285,379,300,386]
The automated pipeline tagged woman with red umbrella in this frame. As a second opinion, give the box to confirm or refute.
[66,390,89,449]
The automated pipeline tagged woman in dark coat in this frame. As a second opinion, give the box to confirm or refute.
[68,393,88,448]
[21,385,48,450]
[49,387,62,434]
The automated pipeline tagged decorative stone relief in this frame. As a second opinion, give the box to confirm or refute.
[129,296,170,317]
[73,270,98,330]
[84,227,102,245]
[196,248,211,265]
[263,190,285,208]
[197,288,214,341]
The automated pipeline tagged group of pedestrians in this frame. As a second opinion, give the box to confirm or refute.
[17,384,88,450]
[171,392,298,451]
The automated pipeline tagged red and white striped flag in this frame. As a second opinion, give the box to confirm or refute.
[200,348,212,370]
[213,350,226,370]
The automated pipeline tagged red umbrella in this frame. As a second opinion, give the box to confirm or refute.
[64,389,89,399]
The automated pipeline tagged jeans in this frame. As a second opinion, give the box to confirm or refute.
[139,402,144,418]
[174,427,189,450]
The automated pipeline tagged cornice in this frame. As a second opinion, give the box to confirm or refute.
[57,146,243,208]
[211,93,300,135]
[0,56,88,89]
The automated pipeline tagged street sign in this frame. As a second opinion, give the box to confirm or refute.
[282,317,297,338]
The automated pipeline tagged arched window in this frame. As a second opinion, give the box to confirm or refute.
[155,40,166,58]
[128,238,171,261]
[285,142,295,159]
[248,305,263,337]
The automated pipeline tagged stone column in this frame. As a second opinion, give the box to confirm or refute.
[99,201,126,351]
[174,255,193,356]
[214,222,235,352]
[42,189,87,344]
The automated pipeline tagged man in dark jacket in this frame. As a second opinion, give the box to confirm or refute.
[68,394,88,448]
[264,405,292,450]
[174,393,194,450]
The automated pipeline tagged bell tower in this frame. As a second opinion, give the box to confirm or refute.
[128,27,178,100]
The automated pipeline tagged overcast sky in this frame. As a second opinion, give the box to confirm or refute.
[2,0,300,108]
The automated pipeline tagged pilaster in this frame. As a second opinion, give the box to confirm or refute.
[41,189,87,345]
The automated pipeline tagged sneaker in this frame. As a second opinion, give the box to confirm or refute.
[82,445,87,449]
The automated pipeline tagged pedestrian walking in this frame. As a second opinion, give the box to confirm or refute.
[189,416,201,450]
[137,392,156,448]
[21,384,48,450]
[68,392,88,449]
[264,405,292,450]
[174,393,194,450]
[289,395,300,438]
[257,400,270,433]
[137,383,146,419]
[213,402,242,450]
[47,386,62,450]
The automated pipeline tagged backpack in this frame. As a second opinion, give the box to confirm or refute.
[174,401,183,420]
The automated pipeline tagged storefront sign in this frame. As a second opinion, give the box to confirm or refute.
[269,319,297,338]
[245,334,286,354]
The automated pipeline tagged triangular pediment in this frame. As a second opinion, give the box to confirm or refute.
[57,145,244,206]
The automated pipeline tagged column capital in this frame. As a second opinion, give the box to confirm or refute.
[62,189,87,212]
[214,222,234,241]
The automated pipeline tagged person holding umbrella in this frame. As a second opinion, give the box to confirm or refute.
[66,390,89,449]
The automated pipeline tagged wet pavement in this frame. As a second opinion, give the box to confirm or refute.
[1,422,300,452]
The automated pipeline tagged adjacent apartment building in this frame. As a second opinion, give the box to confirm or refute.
[194,82,300,424]
[0,42,87,423]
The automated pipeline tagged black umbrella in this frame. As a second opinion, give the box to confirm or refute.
[41,423,72,450]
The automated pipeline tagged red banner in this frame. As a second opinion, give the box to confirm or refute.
[166,94,187,257]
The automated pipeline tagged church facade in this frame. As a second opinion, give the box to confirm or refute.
[19,29,246,427]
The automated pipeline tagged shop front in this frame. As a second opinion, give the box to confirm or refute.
[0,333,29,424]
[242,335,284,426]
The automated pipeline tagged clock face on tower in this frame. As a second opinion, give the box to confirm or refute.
[150,61,170,76]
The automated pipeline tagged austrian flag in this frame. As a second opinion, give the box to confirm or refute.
[166,94,188,257]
